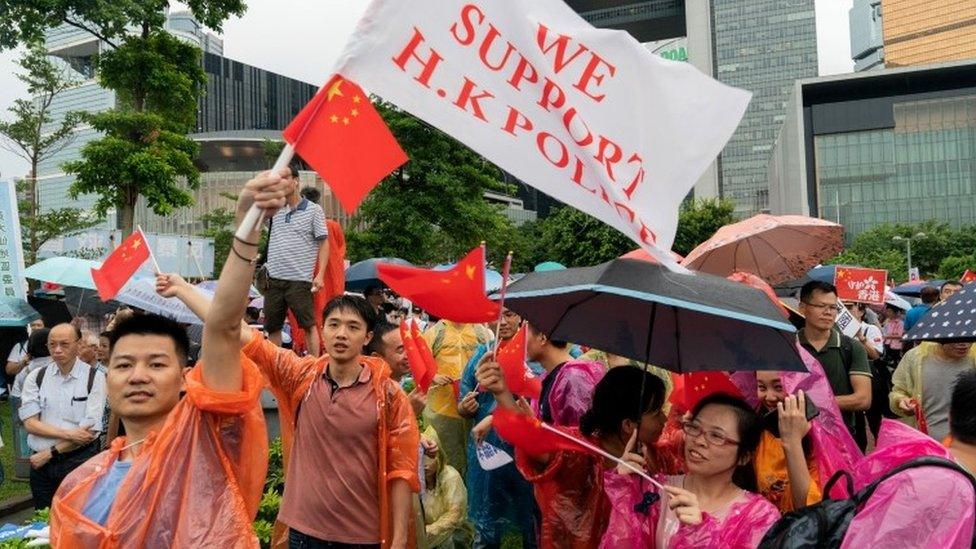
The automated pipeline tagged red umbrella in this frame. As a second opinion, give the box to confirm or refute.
[683,214,843,285]
[620,248,684,264]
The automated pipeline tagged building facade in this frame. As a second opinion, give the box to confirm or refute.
[882,0,976,68]
[850,0,885,71]
[767,60,976,239]
[38,11,317,223]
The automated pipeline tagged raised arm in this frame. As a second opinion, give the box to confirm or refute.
[200,170,289,392]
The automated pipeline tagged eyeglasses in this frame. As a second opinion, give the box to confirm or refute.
[801,301,839,314]
[681,420,740,446]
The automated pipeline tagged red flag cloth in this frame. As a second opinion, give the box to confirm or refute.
[411,321,437,388]
[497,325,542,400]
[401,322,433,393]
[377,245,501,323]
[669,371,744,413]
[961,270,976,284]
[91,231,150,301]
[283,74,407,213]
[912,398,928,435]
[493,407,595,457]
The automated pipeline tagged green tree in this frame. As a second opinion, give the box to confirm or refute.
[938,255,976,281]
[346,103,520,267]
[533,206,633,267]
[672,198,736,256]
[198,193,237,277]
[0,45,101,267]
[0,0,247,236]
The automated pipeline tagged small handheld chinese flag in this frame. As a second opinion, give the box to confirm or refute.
[493,407,595,457]
[91,231,151,301]
[960,270,976,284]
[411,321,438,391]
[669,371,743,413]
[400,321,433,393]
[497,325,541,399]
[283,74,407,213]
[378,245,501,323]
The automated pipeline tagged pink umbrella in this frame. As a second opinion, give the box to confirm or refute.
[682,214,843,285]
[619,248,684,263]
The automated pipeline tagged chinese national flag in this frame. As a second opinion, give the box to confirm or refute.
[401,321,434,393]
[411,321,438,391]
[669,371,743,413]
[91,231,150,301]
[283,74,407,213]
[493,407,594,457]
[377,245,501,323]
[497,325,542,400]
[961,270,976,284]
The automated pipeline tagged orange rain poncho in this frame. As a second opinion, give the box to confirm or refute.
[49,355,268,547]
[242,335,420,549]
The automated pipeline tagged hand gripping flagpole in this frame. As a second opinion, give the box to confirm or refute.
[235,144,296,240]
[491,249,513,357]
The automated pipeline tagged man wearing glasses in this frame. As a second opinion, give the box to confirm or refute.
[797,281,872,448]
[19,323,107,509]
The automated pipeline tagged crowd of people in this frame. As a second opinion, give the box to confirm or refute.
[0,168,973,548]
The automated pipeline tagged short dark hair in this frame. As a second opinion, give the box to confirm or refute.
[950,370,976,445]
[799,281,837,303]
[690,393,762,491]
[365,321,398,355]
[580,366,666,438]
[941,280,963,292]
[299,187,321,204]
[27,328,51,359]
[363,285,383,298]
[99,331,111,339]
[920,286,940,304]
[323,295,377,332]
[287,159,302,179]
[108,314,190,366]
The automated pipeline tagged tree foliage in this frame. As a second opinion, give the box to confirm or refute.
[825,221,976,282]
[346,103,520,268]
[672,198,736,256]
[0,0,246,236]
[198,193,237,276]
[0,45,100,268]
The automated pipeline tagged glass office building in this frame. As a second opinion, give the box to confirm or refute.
[768,60,976,239]
[710,0,819,214]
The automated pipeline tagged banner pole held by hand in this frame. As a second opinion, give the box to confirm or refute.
[539,422,664,489]
[491,249,513,356]
[235,144,295,240]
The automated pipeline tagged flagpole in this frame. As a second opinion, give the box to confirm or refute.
[539,423,664,490]
[491,249,513,356]
[188,240,206,280]
[235,144,295,240]
[137,226,162,274]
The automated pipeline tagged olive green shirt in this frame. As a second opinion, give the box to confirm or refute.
[799,328,871,427]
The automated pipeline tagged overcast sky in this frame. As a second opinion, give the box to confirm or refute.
[0,0,855,180]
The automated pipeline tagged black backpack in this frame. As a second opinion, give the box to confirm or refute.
[759,456,976,549]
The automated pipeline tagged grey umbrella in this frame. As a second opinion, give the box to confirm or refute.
[500,259,805,373]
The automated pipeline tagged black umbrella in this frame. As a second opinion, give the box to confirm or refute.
[63,287,121,317]
[345,258,413,292]
[905,282,976,342]
[501,259,805,373]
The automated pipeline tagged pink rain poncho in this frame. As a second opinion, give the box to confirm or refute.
[841,419,975,548]
[599,472,780,548]
[532,359,606,427]
[731,343,862,499]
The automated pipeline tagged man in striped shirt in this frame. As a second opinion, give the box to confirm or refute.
[264,162,329,356]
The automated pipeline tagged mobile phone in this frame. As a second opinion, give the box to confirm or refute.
[761,396,820,438]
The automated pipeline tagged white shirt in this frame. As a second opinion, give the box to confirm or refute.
[19,358,107,452]
[859,323,885,354]
[11,357,51,399]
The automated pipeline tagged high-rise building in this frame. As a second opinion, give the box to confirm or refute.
[767,59,976,239]
[568,1,819,216]
[37,11,317,223]
[850,0,885,71]
[882,1,976,67]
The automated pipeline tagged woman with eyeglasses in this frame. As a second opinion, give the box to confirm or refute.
[601,393,780,548]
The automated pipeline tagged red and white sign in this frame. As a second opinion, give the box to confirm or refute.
[834,267,887,306]
[333,0,751,268]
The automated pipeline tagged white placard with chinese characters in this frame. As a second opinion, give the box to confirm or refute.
[476,441,513,471]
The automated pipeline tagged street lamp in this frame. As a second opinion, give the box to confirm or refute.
[893,232,926,280]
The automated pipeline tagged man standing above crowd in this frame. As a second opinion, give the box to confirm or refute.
[263,161,329,356]
[797,282,872,446]
[19,323,106,509]
[891,341,976,442]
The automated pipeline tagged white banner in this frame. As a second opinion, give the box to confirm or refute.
[334,0,750,266]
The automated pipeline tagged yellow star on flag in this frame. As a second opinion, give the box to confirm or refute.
[330,115,339,123]
[353,95,361,104]
[465,265,476,280]
[351,108,359,117]
[326,79,344,102]
[342,117,350,125]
